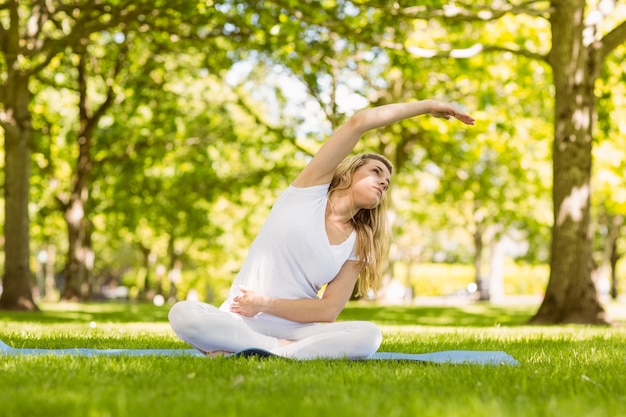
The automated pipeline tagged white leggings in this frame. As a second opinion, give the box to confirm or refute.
[168,300,382,360]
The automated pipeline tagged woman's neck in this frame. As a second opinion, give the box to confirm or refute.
[326,191,355,224]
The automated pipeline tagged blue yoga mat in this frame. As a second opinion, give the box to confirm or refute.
[0,339,519,365]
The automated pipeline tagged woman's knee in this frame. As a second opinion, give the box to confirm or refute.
[168,300,205,335]
[356,321,383,353]
[339,321,382,358]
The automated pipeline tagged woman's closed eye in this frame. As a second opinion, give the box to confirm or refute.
[373,168,390,189]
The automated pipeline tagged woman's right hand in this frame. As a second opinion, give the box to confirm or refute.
[429,100,475,125]
[230,286,269,317]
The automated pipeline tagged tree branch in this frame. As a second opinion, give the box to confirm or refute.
[0,22,6,52]
[26,2,156,76]
[90,36,129,124]
[600,19,626,61]
[379,0,552,21]
[233,90,316,157]
[383,41,549,63]
[263,0,550,67]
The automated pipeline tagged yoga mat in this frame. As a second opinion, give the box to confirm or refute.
[0,339,519,365]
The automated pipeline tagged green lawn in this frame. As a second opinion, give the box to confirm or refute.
[1,301,626,417]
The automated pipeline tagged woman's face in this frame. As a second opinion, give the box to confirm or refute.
[350,159,392,209]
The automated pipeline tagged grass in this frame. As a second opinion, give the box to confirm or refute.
[1,301,626,417]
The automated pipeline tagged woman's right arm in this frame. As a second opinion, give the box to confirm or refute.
[292,99,474,188]
[230,260,362,323]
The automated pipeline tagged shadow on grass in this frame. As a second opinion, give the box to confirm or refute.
[0,301,537,327]
[0,302,170,324]
[338,302,536,327]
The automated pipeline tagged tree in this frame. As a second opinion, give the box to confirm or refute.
[55,35,127,300]
[5,1,624,315]
[0,0,226,307]
[0,0,143,309]
[0,0,36,310]
[360,0,625,322]
[528,1,626,324]
[0,0,239,309]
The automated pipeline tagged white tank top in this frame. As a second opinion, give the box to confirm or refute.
[220,183,356,325]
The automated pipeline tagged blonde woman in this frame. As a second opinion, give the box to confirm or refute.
[168,99,474,359]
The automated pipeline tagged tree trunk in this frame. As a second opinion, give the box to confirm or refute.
[43,244,58,302]
[61,198,93,301]
[167,237,182,301]
[61,110,94,300]
[61,51,112,300]
[609,240,620,300]
[607,215,623,300]
[531,0,608,324]
[488,237,506,303]
[0,69,38,311]
[61,133,94,301]
[136,243,153,298]
[474,226,489,301]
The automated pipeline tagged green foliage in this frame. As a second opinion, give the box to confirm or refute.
[394,262,549,297]
[3,1,625,307]
[592,44,626,265]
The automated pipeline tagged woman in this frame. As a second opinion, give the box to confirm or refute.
[168,99,474,359]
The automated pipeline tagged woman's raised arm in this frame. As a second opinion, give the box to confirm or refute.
[292,99,474,188]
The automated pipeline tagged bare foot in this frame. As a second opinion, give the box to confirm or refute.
[278,339,294,347]
[205,350,231,358]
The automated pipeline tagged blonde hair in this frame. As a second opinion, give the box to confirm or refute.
[328,153,393,296]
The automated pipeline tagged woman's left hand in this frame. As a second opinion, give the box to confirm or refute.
[230,286,270,317]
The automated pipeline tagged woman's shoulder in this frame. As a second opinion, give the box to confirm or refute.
[273,183,330,206]
[288,183,330,192]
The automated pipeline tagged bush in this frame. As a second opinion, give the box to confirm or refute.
[394,261,549,297]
